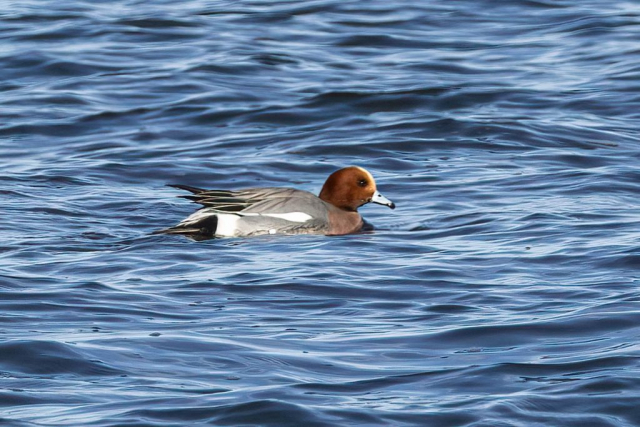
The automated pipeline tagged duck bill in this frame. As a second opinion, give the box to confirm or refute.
[371,190,395,209]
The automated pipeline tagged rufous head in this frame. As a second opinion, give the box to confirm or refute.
[319,166,395,212]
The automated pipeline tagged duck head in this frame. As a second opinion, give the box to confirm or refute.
[319,166,395,212]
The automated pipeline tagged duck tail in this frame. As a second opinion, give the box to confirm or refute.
[151,226,202,236]
[152,215,219,241]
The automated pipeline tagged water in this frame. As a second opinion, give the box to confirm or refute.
[2,0,640,425]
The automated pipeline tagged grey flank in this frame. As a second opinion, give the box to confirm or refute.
[167,187,332,237]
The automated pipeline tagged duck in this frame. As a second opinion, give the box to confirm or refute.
[155,166,395,239]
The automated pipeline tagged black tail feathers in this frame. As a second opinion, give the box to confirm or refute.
[152,215,219,241]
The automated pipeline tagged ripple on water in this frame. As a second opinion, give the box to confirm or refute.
[2,0,640,426]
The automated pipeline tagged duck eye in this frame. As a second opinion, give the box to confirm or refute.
[358,179,368,187]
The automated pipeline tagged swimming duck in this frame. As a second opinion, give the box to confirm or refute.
[155,166,395,239]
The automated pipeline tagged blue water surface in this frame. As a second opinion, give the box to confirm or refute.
[2,1,640,426]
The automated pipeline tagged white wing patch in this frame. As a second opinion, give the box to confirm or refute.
[235,212,312,223]
[260,212,313,222]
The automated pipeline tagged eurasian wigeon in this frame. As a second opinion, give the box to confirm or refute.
[155,166,395,239]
